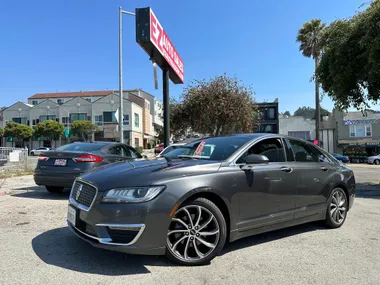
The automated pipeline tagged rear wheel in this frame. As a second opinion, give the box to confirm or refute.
[45,186,64,193]
[324,188,348,229]
[166,198,227,266]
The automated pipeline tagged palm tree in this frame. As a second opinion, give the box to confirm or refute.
[296,19,326,145]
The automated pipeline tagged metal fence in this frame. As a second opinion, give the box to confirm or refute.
[0,147,29,171]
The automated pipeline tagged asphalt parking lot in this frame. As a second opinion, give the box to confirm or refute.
[0,165,379,285]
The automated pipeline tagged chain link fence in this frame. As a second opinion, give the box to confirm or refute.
[0,147,31,175]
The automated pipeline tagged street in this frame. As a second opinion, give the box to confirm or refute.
[0,165,379,285]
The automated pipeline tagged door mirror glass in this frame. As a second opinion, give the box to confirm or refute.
[245,154,269,164]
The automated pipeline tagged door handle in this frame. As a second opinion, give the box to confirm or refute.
[280,167,293,173]
[320,166,329,171]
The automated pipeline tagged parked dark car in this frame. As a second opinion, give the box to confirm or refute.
[34,141,144,193]
[67,134,355,266]
[331,153,350,163]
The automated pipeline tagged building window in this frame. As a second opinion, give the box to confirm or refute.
[32,119,36,126]
[57,99,64,105]
[135,137,139,147]
[268,108,275,119]
[134,113,139,128]
[145,102,150,110]
[62,117,69,124]
[123,114,129,126]
[95,115,103,126]
[103,111,117,123]
[86,98,92,102]
[12,117,28,125]
[70,113,87,122]
[32,100,38,105]
[349,124,372,137]
[39,115,56,122]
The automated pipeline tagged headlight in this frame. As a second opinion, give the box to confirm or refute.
[101,186,165,203]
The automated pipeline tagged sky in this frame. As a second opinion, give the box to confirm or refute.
[0,0,376,114]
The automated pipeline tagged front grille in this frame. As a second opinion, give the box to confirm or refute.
[106,228,138,244]
[71,181,97,208]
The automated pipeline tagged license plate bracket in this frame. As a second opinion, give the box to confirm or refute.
[67,205,77,227]
[54,159,67,166]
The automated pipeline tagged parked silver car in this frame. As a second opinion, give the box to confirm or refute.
[30,147,50,156]
[367,154,380,165]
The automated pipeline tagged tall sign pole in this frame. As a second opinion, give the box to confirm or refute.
[135,7,184,148]
[118,6,124,143]
[163,69,170,147]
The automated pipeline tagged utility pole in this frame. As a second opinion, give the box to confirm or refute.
[315,57,320,145]
[163,69,170,147]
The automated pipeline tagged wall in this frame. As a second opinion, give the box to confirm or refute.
[29,99,59,127]
[2,102,31,126]
[279,116,316,139]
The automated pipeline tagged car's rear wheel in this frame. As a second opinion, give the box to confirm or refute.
[45,186,64,193]
[324,188,348,228]
[374,159,380,165]
[166,198,227,266]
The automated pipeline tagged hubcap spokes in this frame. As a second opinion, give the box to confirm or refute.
[330,191,347,224]
[167,205,220,261]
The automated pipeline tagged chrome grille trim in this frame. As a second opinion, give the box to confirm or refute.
[69,179,98,211]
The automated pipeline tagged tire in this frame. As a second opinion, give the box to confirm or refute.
[45,186,64,193]
[165,198,227,266]
[375,159,380,165]
[324,188,348,229]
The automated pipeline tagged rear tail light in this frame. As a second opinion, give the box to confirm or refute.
[73,154,103,163]
[38,154,49,161]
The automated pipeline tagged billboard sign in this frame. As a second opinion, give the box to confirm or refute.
[136,7,184,84]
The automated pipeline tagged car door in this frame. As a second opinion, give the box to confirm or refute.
[286,138,333,219]
[235,137,297,231]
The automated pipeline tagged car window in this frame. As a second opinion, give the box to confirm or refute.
[237,138,286,163]
[109,145,131,157]
[127,146,142,158]
[160,146,174,156]
[310,146,332,163]
[56,143,106,152]
[288,139,318,162]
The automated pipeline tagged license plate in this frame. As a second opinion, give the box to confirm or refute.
[54,159,67,166]
[67,205,77,226]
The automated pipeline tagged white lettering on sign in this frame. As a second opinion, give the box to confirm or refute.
[149,9,184,83]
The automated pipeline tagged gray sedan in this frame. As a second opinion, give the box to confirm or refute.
[67,134,356,266]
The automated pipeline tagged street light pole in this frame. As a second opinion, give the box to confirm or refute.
[119,6,135,144]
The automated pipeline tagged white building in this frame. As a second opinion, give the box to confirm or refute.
[2,89,163,149]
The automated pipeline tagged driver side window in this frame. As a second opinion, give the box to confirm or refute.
[237,138,286,163]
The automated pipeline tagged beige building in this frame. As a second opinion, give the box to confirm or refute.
[2,89,163,149]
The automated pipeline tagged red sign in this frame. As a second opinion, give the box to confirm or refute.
[149,10,184,83]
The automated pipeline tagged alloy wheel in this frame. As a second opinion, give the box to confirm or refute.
[329,190,347,225]
[166,205,220,262]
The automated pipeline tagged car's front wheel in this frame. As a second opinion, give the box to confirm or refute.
[374,159,380,165]
[324,188,348,228]
[166,198,227,266]
[45,186,64,193]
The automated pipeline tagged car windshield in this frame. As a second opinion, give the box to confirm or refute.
[163,136,252,161]
[55,143,106,152]
[160,145,184,156]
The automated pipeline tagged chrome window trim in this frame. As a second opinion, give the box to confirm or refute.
[69,179,99,212]
[67,221,146,246]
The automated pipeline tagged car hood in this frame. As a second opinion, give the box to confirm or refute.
[79,158,222,191]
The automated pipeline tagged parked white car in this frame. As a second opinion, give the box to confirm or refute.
[30,147,50,156]
[367,154,380,165]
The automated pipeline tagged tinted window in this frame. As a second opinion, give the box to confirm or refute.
[167,136,252,161]
[288,139,318,162]
[109,145,131,157]
[237,138,286,163]
[127,146,142,158]
[56,143,106,152]
[310,145,331,163]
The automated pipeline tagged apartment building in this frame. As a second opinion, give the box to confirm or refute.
[256,99,279,134]
[2,89,163,149]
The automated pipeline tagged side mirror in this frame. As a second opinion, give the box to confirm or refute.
[245,154,269,164]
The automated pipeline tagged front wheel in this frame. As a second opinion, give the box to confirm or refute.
[45,186,64,193]
[324,188,348,229]
[166,198,227,266]
[374,159,380,165]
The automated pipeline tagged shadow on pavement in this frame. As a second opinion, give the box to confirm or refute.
[222,222,325,255]
[11,188,70,200]
[356,183,380,200]
[32,227,173,275]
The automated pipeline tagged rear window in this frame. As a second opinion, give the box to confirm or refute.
[55,143,106,152]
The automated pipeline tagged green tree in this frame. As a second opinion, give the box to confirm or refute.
[71,120,99,141]
[283,111,291,117]
[294,106,330,120]
[316,1,380,111]
[0,126,4,137]
[34,120,64,147]
[4,122,33,147]
[297,19,326,143]
[173,74,260,136]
